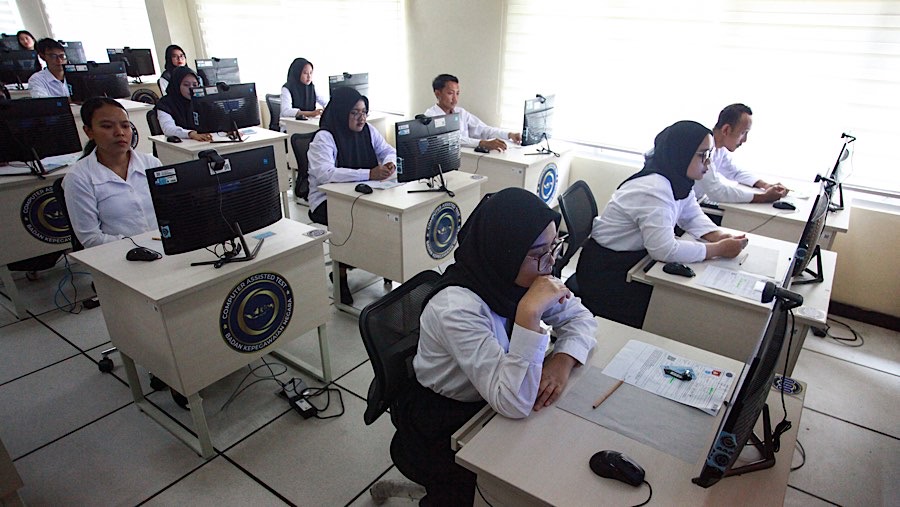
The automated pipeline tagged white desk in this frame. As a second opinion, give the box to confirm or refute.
[281,112,389,169]
[150,129,292,217]
[6,82,156,101]
[717,177,851,249]
[70,219,332,458]
[70,98,154,155]
[458,141,574,209]
[630,231,836,375]
[0,167,73,318]
[454,318,805,507]
[320,171,485,314]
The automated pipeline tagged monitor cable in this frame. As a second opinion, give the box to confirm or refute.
[791,439,807,472]
[743,209,787,235]
[771,309,797,453]
[822,317,864,347]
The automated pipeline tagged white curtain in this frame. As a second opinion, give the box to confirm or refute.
[194,0,407,113]
[500,0,900,193]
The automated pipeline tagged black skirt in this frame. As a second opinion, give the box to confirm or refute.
[574,239,653,328]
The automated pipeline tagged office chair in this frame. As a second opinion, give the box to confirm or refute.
[552,180,598,293]
[291,132,316,201]
[130,88,159,104]
[358,269,442,503]
[265,93,281,131]
[146,109,162,157]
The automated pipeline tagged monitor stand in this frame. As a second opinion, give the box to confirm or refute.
[211,120,245,143]
[791,245,824,285]
[408,163,455,198]
[191,222,264,268]
[525,133,559,157]
[721,404,777,478]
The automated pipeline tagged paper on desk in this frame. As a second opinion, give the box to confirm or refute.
[364,180,405,190]
[696,265,768,301]
[0,152,80,175]
[601,340,735,415]
[706,244,779,278]
[211,128,256,142]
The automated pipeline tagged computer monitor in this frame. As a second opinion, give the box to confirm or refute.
[190,82,260,141]
[145,146,282,266]
[0,49,39,88]
[790,181,830,285]
[692,261,802,488]
[522,94,555,148]
[195,57,240,86]
[64,62,130,103]
[817,134,854,211]
[0,97,82,173]
[0,34,20,51]
[329,72,368,99]
[106,47,155,79]
[396,114,461,196]
[59,41,86,64]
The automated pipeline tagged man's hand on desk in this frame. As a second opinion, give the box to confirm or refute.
[508,132,523,144]
[479,139,508,152]
[369,163,395,180]
[704,234,748,259]
[751,184,789,203]
[534,353,578,411]
[188,131,213,142]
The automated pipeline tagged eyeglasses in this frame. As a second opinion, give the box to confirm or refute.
[696,149,713,165]
[45,53,67,61]
[528,235,567,272]
[172,54,186,60]
[349,110,368,119]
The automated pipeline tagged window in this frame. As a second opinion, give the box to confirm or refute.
[41,0,157,72]
[0,0,23,35]
[194,0,407,113]
[500,1,900,193]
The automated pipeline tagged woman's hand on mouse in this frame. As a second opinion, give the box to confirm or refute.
[533,353,577,411]
[369,163,395,180]
[188,131,213,142]
[515,275,571,333]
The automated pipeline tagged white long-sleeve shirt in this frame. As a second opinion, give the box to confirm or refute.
[156,109,192,139]
[414,285,597,419]
[424,104,510,149]
[590,173,718,264]
[307,128,397,212]
[28,69,69,98]
[279,86,327,118]
[693,146,760,203]
[61,150,160,248]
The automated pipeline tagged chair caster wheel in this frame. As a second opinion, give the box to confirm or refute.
[98,356,114,373]
[171,389,189,409]
[149,374,167,391]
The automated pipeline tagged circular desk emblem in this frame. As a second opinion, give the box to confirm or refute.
[425,201,461,260]
[20,186,71,244]
[773,375,803,395]
[537,163,558,203]
[220,273,294,353]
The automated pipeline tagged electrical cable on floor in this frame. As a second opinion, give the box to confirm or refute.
[54,254,91,314]
[823,317,864,347]
[218,359,288,412]
[791,440,807,472]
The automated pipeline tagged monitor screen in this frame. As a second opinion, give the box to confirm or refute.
[195,57,240,86]
[60,41,86,64]
[190,82,260,134]
[0,35,20,51]
[64,62,130,103]
[0,49,39,86]
[329,72,369,99]
[0,97,82,164]
[107,48,155,77]
[791,181,830,282]
[522,94,555,146]
[145,145,282,256]
[396,113,461,183]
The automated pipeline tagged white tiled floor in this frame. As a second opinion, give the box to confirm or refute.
[1,197,897,506]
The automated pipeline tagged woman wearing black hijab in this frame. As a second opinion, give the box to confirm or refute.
[392,188,597,505]
[154,66,212,142]
[158,44,187,95]
[307,87,396,304]
[280,57,327,119]
[575,120,748,328]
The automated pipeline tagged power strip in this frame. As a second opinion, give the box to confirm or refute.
[289,394,318,418]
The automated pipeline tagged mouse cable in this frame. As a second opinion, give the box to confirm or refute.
[772,310,796,453]
[743,210,784,235]
[791,439,807,472]
[325,193,364,247]
[218,358,288,413]
[475,482,495,507]
[632,480,653,507]
[304,385,345,420]
[824,317,864,347]
[54,253,90,314]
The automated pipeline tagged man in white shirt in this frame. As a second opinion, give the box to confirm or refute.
[28,39,70,99]
[424,74,521,151]
[694,103,787,204]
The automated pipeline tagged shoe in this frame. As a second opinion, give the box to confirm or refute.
[339,276,353,305]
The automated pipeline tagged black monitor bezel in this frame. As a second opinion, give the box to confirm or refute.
[106,47,156,77]
[189,82,260,135]
[195,57,241,86]
[522,93,556,147]
[0,97,83,164]
[328,72,369,99]
[395,113,461,184]
[64,62,130,103]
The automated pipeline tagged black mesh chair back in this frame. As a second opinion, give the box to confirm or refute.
[130,88,159,104]
[358,269,443,426]
[553,180,598,278]
[52,176,85,252]
[146,109,162,157]
[291,132,316,200]
[265,93,281,131]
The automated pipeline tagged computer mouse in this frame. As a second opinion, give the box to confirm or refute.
[126,246,162,261]
[474,146,490,153]
[355,183,373,194]
[589,450,645,487]
[663,262,695,277]
[773,200,796,210]
[166,135,182,143]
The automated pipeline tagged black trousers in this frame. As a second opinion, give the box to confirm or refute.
[309,201,328,226]
[392,381,486,507]
[575,240,653,329]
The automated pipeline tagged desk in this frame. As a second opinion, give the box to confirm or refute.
[717,177,851,249]
[454,318,805,506]
[320,171,485,314]
[281,112,389,169]
[630,232,836,375]
[458,142,574,209]
[70,98,154,155]
[69,219,332,457]
[0,167,73,318]
[150,129,292,217]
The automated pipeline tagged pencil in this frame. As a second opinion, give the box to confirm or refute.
[592,380,623,409]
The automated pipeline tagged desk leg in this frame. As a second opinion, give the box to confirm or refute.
[0,266,25,319]
[120,352,216,459]
[281,191,291,219]
[271,323,333,382]
[332,261,361,317]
